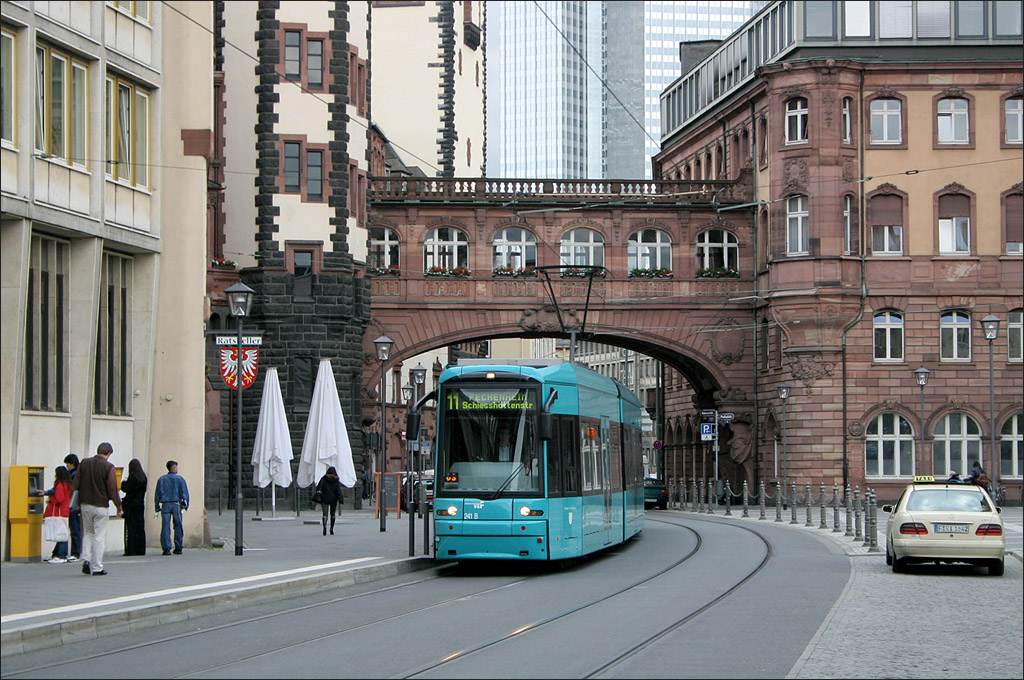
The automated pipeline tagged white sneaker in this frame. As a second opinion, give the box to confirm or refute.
[47,557,67,564]
[66,556,78,562]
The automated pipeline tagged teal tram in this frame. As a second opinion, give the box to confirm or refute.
[410,359,645,562]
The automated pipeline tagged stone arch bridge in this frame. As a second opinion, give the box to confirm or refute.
[362,176,766,487]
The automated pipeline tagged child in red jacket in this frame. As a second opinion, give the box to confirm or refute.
[43,466,72,563]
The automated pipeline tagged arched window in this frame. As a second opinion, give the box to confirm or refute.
[870,98,902,144]
[423,226,469,272]
[865,412,915,477]
[695,229,738,273]
[842,97,853,144]
[843,194,856,254]
[938,193,971,254]
[932,413,982,477]
[369,226,400,271]
[1005,97,1023,144]
[785,97,808,144]
[870,194,903,255]
[559,228,604,271]
[940,310,971,361]
[786,195,809,255]
[937,97,969,144]
[628,228,672,272]
[873,311,904,362]
[1001,413,1023,478]
[492,227,537,272]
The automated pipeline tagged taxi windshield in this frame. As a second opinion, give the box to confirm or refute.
[906,488,990,512]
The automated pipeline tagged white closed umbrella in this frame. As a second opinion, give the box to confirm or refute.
[298,359,357,490]
[250,368,294,517]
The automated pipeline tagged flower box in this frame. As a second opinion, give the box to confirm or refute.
[629,268,673,278]
[560,267,605,278]
[211,257,237,269]
[696,267,739,278]
[369,264,400,277]
[425,266,471,277]
[493,266,537,277]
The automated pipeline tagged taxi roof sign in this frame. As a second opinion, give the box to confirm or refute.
[913,475,936,483]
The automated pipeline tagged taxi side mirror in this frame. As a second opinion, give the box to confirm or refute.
[881,505,894,513]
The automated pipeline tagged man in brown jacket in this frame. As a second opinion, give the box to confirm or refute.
[70,442,123,575]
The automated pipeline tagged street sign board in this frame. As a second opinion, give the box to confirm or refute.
[700,409,717,417]
[653,440,662,449]
[700,423,716,441]
[718,412,735,421]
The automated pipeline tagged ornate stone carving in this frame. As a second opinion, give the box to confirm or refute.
[713,386,749,403]
[874,86,899,99]
[875,182,900,195]
[848,421,864,437]
[519,305,579,333]
[942,181,966,195]
[940,86,966,99]
[783,158,809,195]
[788,352,836,387]
[709,316,746,365]
[949,398,969,411]
[884,398,900,411]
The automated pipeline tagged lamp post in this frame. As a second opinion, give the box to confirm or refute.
[410,362,428,555]
[778,383,790,506]
[374,335,394,532]
[914,367,930,476]
[981,315,1000,491]
[226,281,254,556]
[402,382,415,556]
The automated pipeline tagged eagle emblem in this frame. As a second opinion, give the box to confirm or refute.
[220,347,259,390]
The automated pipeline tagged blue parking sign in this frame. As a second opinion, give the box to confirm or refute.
[700,423,716,441]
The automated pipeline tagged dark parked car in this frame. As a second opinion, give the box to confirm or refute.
[644,478,668,510]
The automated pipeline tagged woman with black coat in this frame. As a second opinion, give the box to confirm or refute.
[316,466,345,536]
[121,458,148,555]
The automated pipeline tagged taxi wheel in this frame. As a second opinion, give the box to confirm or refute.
[892,556,907,573]
[988,559,1005,576]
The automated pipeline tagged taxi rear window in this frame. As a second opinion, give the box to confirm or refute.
[907,488,988,512]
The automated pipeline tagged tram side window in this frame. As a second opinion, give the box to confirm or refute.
[559,416,580,495]
[547,421,563,497]
[609,422,623,492]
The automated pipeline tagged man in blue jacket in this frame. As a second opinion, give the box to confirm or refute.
[154,460,190,555]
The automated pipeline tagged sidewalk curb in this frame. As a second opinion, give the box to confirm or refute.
[1,556,435,657]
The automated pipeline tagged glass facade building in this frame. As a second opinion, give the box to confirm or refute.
[486,1,760,180]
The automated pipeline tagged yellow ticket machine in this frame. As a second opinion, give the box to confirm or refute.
[9,465,46,562]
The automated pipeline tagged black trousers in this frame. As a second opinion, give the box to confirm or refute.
[123,507,147,555]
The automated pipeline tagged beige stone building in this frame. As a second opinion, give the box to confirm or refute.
[1,1,212,558]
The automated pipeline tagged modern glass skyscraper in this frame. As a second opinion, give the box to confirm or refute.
[486,1,761,180]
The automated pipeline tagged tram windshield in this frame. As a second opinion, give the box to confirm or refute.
[437,385,542,495]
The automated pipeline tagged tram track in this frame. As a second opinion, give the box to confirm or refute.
[3,517,773,679]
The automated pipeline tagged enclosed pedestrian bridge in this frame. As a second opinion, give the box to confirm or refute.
[364,175,759,414]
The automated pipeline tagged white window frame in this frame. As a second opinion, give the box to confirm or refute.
[870,98,902,144]
[865,413,915,477]
[932,413,982,478]
[493,226,538,271]
[785,97,808,144]
[559,228,605,270]
[629,228,673,271]
[937,97,969,144]
[940,310,971,362]
[1009,310,1022,362]
[369,226,400,271]
[423,226,469,272]
[1006,98,1023,144]
[786,195,809,256]
[842,97,852,144]
[938,216,970,255]
[1001,413,1023,478]
[873,312,904,362]
[694,229,737,271]
[872,224,902,255]
[109,1,150,22]
[843,195,854,254]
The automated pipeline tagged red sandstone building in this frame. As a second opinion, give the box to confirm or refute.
[653,0,1023,502]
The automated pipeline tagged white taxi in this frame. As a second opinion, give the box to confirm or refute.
[883,476,1005,576]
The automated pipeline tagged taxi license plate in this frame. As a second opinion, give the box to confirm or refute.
[934,524,969,533]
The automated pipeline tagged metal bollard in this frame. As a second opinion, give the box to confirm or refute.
[844,484,854,537]
[868,492,880,552]
[862,490,874,549]
[790,483,799,524]
[758,481,767,520]
[706,480,715,514]
[832,484,841,532]
[805,483,814,527]
[742,480,750,518]
[775,484,783,522]
[854,487,863,541]
[724,480,733,516]
[818,483,828,529]
[692,480,699,512]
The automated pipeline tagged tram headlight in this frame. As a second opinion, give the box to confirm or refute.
[437,505,459,517]
[519,506,544,517]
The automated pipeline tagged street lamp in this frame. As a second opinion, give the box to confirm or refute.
[914,367,930,476]
[374,335,394,532]
[226,281,254,556]
[402,382,415,555]
[778,383,790,506]
[409,362,429,555]
[981,315,1000,491]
